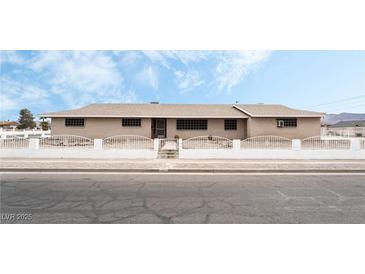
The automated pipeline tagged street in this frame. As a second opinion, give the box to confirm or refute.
[1,172,365,224]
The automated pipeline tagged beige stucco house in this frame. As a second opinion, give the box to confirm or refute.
[41,103,323,139]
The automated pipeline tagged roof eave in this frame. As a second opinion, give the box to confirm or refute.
[249,115,324,118]
[41,114,249,118]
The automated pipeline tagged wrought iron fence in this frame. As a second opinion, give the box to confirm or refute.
[182,136,233,149]
[0,136,29,149]
[301,136,351,150]
[240,136,292,149]
[103,135,154,149]
[39,135,94,148]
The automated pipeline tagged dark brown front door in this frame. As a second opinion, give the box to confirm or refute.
[151,119,166,138]
[156,119,166,138]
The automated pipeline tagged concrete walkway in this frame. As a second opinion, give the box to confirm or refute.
[1,158,365,172]
[160,140,177,150]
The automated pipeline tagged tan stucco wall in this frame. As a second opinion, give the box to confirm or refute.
[246,117,321,139]
[51,117,247,139]
[51,118,152,139]
[51,117,319,140]
[166,118,247,139]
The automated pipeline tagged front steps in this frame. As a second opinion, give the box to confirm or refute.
[158,139,179,159]
[158,149,179,159]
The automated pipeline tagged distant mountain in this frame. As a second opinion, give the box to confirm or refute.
[322,112,365,125]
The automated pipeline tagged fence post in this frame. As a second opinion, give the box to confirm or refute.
[292,139,301,151]
[233,139,240,151]
[153,138,160,151]
[29,138,39,149]
[94,139,103,150]
[1,132,6,139]
[178,138,182,150]
[24,132,29,138]
[350,138,361,151]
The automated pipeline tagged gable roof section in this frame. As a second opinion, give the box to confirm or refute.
[233,104,324,117]
[41,104,249,118]
[328,120,365,128]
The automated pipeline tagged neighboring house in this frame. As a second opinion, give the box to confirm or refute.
[326,120,365,137]
[40,103,323,139]
[0,121,19,130]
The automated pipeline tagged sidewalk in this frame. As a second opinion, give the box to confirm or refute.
[1,158,365,173]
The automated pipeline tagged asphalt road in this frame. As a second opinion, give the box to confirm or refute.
[1,173,365,224]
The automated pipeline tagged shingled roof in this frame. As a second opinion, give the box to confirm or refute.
[41,103,324,118]
[233,104,323,117]
[41,104,249,118]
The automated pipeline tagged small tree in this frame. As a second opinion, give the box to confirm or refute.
[17,108,36,129]
[40,121,49,130]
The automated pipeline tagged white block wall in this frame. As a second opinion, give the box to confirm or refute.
[0,149,158,159]
[179,139,365,160]
[1,137,364,160]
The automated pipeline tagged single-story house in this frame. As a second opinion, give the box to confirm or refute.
[40,103,324,139]
[326,120,365,137]
[0,121,19,129]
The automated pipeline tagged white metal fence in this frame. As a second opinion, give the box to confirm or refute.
[182,136,233,149]
[240,136,292,149]
[103,135,154,149]
[0,136,29,149]
[39,135,94,148]
[302,136,351,150]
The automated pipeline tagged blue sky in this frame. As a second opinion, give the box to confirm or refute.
[0,50,364,120]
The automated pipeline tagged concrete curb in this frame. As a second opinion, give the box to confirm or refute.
[1,168,365,173]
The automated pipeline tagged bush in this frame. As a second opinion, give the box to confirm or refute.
[40,121,49,130]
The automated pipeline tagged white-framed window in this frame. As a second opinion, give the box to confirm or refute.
[122,118,141,127]
[277,118,297,128]
[224,119,237,130]
[176,119,208,130]
[65,118,85,127]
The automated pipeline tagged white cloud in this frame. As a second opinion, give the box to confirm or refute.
[0,94,20,111]
[25,51,138,107]
[174,70,204,93]
[214,51,271,91]
[142,51,171,69]
[142,50,270,92]
[136,65,159,90]
[0,76,49,111]
[100,90,138,103]
[0,51,25,65]
[162,51,210,65]
[143,50,210,67]
[1,51,271,118]
[29,51,123,92]
[120,51,142,67]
